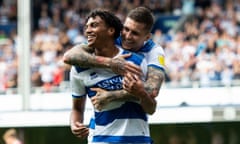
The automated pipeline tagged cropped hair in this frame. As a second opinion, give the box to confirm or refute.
[127,6,154,33]
[86,9,123,39]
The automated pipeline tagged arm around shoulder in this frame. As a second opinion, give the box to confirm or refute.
[63,43,93,66]
[63,43,112,68]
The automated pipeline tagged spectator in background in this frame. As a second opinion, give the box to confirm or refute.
[0,57,7,92]
[1,0,240,92]
[38,10,52,30]
[2,128,23,144]
[210,131,225,144]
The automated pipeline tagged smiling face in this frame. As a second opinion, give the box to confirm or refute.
[121,17,151,52]
[84,16,110,48]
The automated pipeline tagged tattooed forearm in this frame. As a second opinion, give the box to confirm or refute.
[104,67,164,104]
[70,50,93,67]
[144,67,165,98]
[108,90,138,102]
[63,44,111,68]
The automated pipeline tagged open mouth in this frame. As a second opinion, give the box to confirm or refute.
[87,35,95,42]
[122,40,134,49]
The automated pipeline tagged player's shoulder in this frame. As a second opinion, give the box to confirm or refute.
[121,49,145,66]
[71,66,89,74]
[142,39,163,50]
[151,44,165,54]
[143,40,165,55]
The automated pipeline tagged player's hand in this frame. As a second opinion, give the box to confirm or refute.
[90,88,111,111]
[123,72,144,98]
[110,53,143,77]
[71,122,89,139]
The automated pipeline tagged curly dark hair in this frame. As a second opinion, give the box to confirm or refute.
[85,9,123,39]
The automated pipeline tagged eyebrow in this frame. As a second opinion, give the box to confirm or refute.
[123,26,141,35]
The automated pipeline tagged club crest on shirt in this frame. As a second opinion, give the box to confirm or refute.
[90,72,98,79]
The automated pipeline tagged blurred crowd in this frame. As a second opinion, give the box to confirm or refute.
[158,0,240,87]
[0,0,240,93]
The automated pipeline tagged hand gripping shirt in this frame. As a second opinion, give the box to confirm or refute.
[115,38,165,72]
[70,46,152,144]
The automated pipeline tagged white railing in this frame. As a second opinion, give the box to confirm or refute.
[0,82,239,127]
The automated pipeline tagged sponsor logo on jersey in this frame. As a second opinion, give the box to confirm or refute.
[158,55,165,66]
[97,76,123,90]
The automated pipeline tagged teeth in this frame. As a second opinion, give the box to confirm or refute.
[124,41,132,45]
[123,39,132,43]
[88,36,94,39]
[87,36,95,41]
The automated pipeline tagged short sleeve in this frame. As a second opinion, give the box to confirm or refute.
[70,66,86,98]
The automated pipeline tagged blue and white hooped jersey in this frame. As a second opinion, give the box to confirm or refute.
[115,38,165,72]
[70,46,152,143]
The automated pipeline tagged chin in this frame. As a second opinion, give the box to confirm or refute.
[122,43,132,50]
[87,43,94,47]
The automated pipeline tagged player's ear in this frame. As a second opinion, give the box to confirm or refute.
[144,32,152,41]
[108,27,115,36]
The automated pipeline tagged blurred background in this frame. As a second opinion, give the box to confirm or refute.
[0,0,240,143]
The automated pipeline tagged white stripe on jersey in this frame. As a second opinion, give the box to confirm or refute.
[92,119,150,136]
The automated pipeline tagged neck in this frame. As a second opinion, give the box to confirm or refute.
[94,43,119,58]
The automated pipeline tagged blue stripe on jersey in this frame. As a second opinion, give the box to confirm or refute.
[74,66,89,73]
[139,39,155,52]
[72,94,86,98]
[95,102,147,126]
[88,118,95,129]
[148,64,165,72]
[93,135,152,143]
[115,37,155,53]
[115,37,122,46]
[85,88,97,98]
[86,75,123,98]
[122,50,144,66]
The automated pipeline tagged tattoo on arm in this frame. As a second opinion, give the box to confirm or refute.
[64,44,111,68]
[108,90,138,102]
[144,67,165,98]
[71,50,92,67]
[104,67,165,103]
[98,67,164,104]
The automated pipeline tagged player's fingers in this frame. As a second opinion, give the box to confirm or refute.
[75,122,85,127]
[81,129,89,138]
[123,74,131,85]
[133,74,139,81]
[123,80,133,92]
[93,101,102,110]
[118,53,131,59]
[75,128,89,138]
[90,87,104,92]
[125,72,135,81]
[125,63,143,77]
[91,99,97,106]
[90,97,101,110]
[122,83,127,90]
[95,104,102,111]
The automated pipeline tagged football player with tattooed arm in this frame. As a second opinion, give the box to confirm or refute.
[63,6,165,115]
